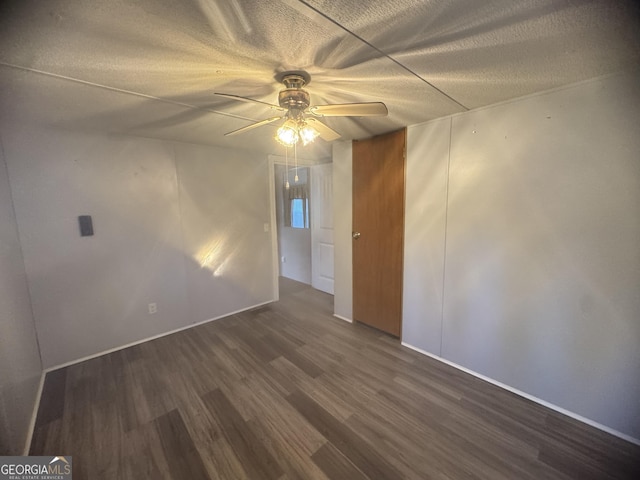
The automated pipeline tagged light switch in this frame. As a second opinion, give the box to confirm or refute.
[78,215,94,236]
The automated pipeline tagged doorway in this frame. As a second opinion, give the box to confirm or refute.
[274,164,312,284]
[271,159,335,299]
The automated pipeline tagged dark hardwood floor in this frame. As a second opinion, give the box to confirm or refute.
[31,277,640,479]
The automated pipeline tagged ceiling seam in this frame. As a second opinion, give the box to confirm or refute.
[0,62,258,122]
[296,0,470,111]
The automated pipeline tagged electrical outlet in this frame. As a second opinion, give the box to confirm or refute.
[263,223,270,232]
[148,303,157,314]
[281,256,286,263]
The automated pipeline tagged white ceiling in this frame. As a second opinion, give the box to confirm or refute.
[1,0,638,159]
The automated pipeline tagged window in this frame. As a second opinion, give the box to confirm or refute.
[291,198,309,229]
[283,167,310,229]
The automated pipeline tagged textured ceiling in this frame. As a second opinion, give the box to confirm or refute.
[1,0,639,159]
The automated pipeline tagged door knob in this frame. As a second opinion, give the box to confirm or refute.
[352,231,361,240]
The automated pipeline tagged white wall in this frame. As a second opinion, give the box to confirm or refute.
[1,122,275,369]
[274,164,312,284]
[333,141,353,320]
[402,71,640,440]
[0,133,42,454]
[176,143,274,321]
[403,118,451,353]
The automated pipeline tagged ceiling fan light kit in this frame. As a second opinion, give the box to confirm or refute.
[215,71,388,147]
[274,120,320,147]
[276,119,300,146]
[299,124,319,145]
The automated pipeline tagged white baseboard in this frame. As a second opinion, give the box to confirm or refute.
[43,300,275,374]
[333,314,353,323]
[401,342,640,447]
[23,372,46,455]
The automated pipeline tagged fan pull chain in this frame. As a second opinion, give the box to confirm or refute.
[294,142,299,183]
[285,145,290,189]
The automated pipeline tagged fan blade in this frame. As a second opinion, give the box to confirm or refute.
[214,93,285,111]
[309,102,388,117]
[305,118,341,142]
[224,116,283,136]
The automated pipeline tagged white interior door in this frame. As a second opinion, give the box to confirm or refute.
[311,163,334,294]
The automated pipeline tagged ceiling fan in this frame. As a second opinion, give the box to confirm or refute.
[214,70,388,147]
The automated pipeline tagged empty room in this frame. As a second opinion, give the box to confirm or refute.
[1,0,639,479]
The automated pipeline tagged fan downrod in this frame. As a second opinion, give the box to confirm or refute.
[275,70,311,87]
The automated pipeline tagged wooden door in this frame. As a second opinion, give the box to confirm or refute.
[311,163,334,294]
[352,128,406,337]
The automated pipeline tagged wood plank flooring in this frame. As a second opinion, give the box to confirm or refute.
[31,277,640,479]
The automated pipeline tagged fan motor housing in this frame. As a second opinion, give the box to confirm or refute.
[278,88,310,110]
[277,73,311,110]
